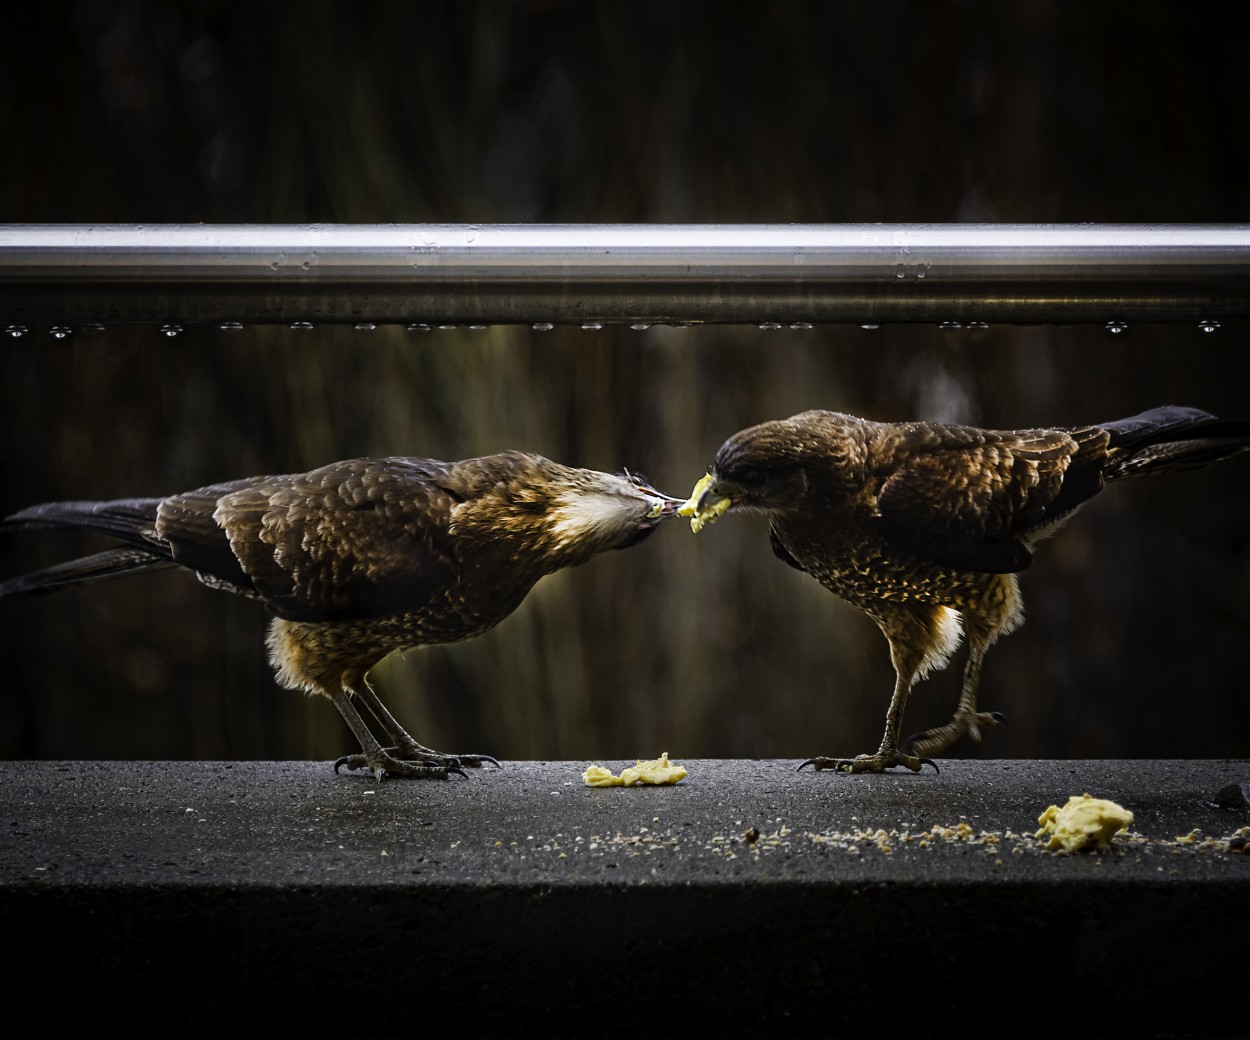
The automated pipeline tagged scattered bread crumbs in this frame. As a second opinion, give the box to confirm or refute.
[1036,793,1134,853]
[583,753,688,787]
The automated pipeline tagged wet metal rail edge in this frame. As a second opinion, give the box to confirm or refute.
[1,223,1248,326]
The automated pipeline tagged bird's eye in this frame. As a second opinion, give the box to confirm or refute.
[736,466,766,488]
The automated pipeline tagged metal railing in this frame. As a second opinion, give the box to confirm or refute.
[2,223,1248,327]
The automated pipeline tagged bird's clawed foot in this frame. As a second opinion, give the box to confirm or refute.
[334,745,501,781]
[797,752,939,775]
[905,710,1006,759]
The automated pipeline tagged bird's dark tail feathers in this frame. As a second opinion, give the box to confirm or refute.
[1,497,174,598]
[3,498,164,541]
[0,548,175,596]
[1101,406,1250,481]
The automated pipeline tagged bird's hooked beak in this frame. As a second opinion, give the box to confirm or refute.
[624,471,686,522]
[677,473,732,533]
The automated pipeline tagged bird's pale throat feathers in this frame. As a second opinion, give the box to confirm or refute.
[429,457,677,565]
[546,476,672,555]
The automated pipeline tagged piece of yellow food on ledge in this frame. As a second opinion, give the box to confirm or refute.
[1036,792,1134,853]
[677,474,730,533]
[583,753,688,787]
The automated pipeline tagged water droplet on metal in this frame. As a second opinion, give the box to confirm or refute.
[939,321,962,330]
[50,326,72,339]
[532,322,554,332]
[966,321,989,330]
[860,324,879,331]
[630,323,652,331]
[290,321,314,331]
[790,323,813,330]
[220,322,244,333]
[437,324,457,330]
[1198,319,1221,333]
[161,324,182,338]
[758,322,781,331]
[468,324,488,331]
[581,322,604,331]
[895,265,906,279]
[406,324,431,333]
[1105,320,1127,335]
[354,323,377,332]
[6,325,28,338]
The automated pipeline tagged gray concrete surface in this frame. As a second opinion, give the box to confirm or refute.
[3,758,1247,1036]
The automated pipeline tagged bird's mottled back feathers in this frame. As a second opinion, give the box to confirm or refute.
[871,422,1101,573]
[143,451,662,625]
[713,406,1250,580]
[158,458,474,623]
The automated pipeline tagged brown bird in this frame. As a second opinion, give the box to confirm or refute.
[681,405,1250,773]
[1,452,682,779]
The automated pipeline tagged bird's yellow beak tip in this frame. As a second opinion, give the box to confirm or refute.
[678,474,730,533]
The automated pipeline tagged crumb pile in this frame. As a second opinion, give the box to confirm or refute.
[583,753,688,787]
[1036,793,1134,853]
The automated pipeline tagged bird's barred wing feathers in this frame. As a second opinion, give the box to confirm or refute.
[157,459,460,622]
[872,426,1099,573]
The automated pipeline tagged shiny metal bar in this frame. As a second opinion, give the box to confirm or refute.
[1,223,1247,326]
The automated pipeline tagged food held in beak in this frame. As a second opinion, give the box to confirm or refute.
[678,474,730,533]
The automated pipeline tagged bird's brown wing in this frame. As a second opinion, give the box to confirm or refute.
[157,458,460,622]
[157,475,271,591]
[769,525,807,572]
[873,426,1102,573]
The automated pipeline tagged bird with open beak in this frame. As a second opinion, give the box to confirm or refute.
[681,406,1250,774]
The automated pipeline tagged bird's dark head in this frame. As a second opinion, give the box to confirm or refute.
[679,412,860,532]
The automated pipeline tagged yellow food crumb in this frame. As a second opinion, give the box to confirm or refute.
[677,474,730,533]
[583,753,688,787]
[1036,793,1134,853]
[675,474,710,517]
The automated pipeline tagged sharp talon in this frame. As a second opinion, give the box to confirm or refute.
[796,758,821,772]
[990,711,1007,725]
[333,755,356,774]
[448,766,469,781]
[920,758,939,775]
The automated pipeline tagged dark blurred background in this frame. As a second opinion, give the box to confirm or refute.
[2,1,1247,765]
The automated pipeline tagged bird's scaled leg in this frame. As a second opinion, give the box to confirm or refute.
[799,631,937,775]
[904,627,1005,759]
[329,688,467,781]
[351,677,500,770]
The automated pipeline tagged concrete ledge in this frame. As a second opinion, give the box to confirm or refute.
[3,759,1247,1036]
